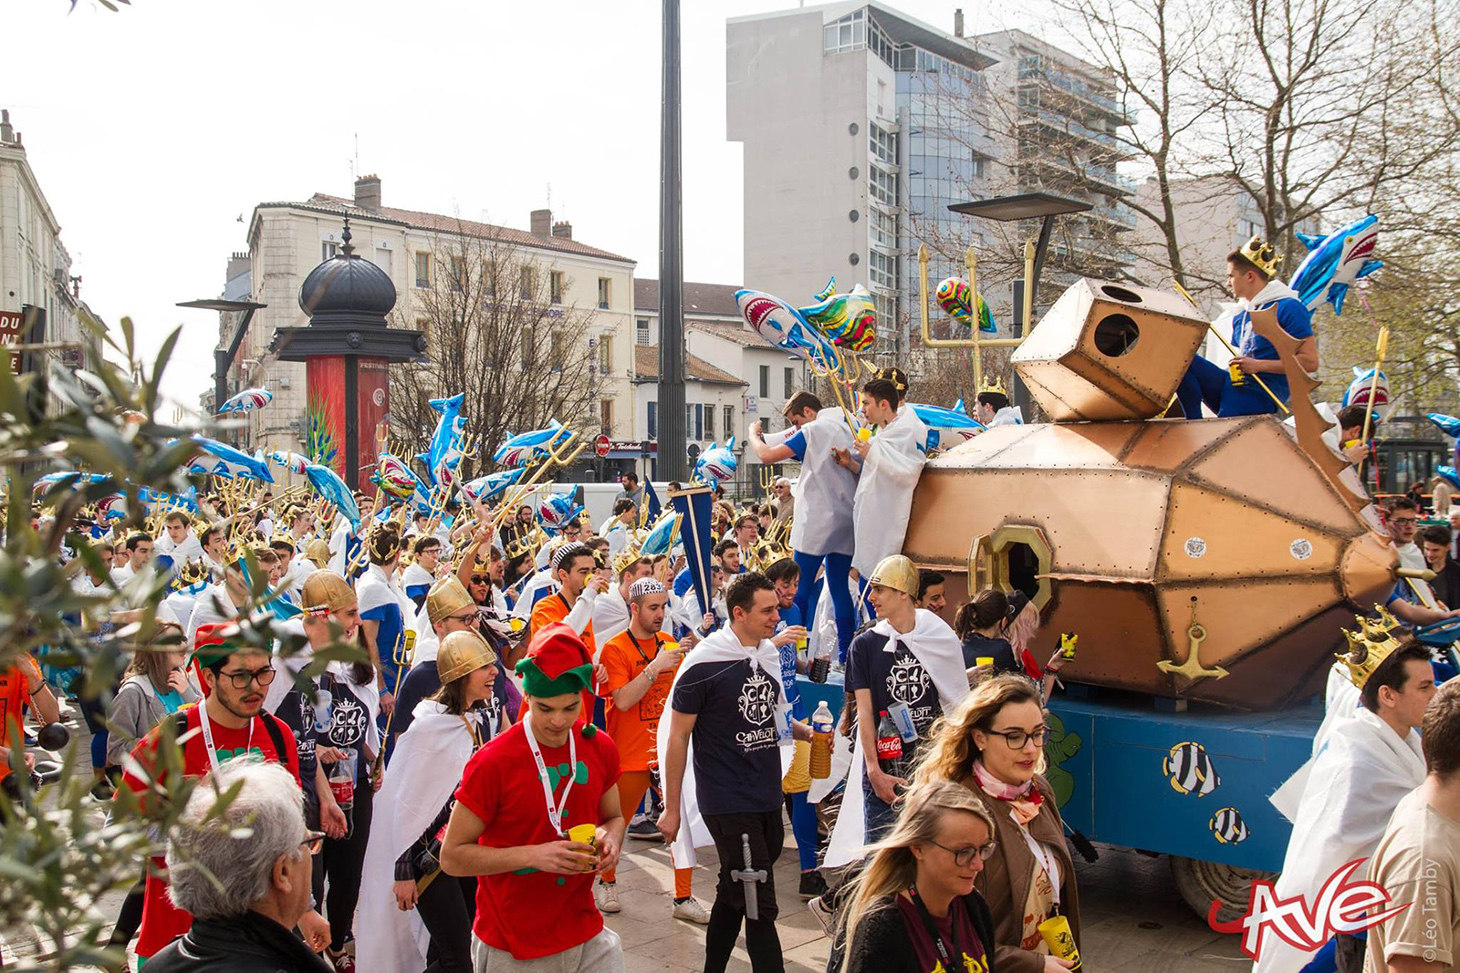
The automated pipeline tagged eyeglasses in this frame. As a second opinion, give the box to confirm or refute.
[217,666,277,689]
[300,830,326,855]
[448,610,478,624]
[929,839,998,866]
[1392,517,1418,525]
[985,725,1048,749]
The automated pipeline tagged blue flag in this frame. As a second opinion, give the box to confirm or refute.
[669,485,715,616]
[644,478,662,521]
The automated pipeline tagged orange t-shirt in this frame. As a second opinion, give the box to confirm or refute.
[0,655,41,782]
[599,631,682,771]
[527,593,598,718]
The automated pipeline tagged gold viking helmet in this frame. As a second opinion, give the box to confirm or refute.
[426,575,475,626]
[300,570,358,617]
[437,630,498,685]
[1238,235,1283,277]
[1336,607,1405,689]
[304,538,332,568]
[869,554,920,598]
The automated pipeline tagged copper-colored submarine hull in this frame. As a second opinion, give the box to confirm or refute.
[902,417,1397,711]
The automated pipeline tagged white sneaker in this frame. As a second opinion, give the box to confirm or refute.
[672,896,710,924]
[594,880,622,913]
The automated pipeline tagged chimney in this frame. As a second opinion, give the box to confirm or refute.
[530,209,552,237]
[226,251,251,283]
[954,8,964,36]
[552,220,573,240]
[354,174,381,212]
[0,110,11,144]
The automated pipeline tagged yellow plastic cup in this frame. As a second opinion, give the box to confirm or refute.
[1038,915,1081,969]
[976,656,994,667]
[857,427,872,442]
[567,823,597,846]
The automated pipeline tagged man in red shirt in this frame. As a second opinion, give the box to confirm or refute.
[119,621,331,961]
[1,653,60,792]
[441,622,627,972]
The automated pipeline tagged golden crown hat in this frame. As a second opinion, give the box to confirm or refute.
[977,374,1008,397]
[612,530,649,577]
[1336,606,1406,689]
[438,630,497,685]
[871,366,908,392]
[174,557,210,588]
[1238,235,1283,277]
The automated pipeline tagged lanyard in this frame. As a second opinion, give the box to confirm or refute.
[908,886,962,967]
[523,713,576,837]
[629,633,659,668]
[1016,818,1062,910]
[197,706,254,777]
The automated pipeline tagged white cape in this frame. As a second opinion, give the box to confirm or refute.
[824,610,970,869]
[788,407,857,558]
[654,627,795,869]
[1253,708,1426,973]
[356,700,482,973]
[851,406,929,579]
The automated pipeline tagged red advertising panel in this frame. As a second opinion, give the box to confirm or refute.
[306,357,346,474]
[358,357,389,488]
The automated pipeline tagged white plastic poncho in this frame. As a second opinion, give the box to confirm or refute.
[356,700,484,973]
[788,407,857,558]
[850,405,929,579]
[1253,707,1426,973]
[824,609,970,868]
[654,627,796,869]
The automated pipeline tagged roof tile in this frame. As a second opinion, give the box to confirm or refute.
[633,345,746,386]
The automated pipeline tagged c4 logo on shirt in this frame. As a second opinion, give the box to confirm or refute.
[888,653,930,706]
[738,668,777,726]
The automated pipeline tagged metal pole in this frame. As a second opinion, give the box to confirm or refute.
[657,0,688,482]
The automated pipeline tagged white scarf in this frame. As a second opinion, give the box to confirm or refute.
[654,625,795,869]
[1234,278,1301,355]
[356,700,483,973]
[1254,707,1426,973]
[824,609,970,869]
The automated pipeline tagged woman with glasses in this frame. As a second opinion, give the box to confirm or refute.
[829,780,999,973]
[913,674,1080,973]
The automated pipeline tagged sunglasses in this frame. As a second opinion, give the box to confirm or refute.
[470,575,490,584]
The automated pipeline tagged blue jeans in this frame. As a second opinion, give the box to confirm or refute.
[793,550,855,664]
[862,773,897,843]
[1176,355,1288,418]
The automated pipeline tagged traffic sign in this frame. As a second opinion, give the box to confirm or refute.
[594,434,611,458]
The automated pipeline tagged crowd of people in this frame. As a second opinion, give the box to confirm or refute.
[2,238,1458,973]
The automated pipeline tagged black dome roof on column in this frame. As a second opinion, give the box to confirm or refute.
[297,216,397,327]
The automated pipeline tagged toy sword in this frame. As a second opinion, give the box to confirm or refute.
[730,832,767,921]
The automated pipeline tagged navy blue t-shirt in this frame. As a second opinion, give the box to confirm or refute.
[671,658,783,816]
[846,628,941,748]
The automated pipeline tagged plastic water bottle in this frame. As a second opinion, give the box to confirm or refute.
[312,689,332,734]
[809,700,834,780]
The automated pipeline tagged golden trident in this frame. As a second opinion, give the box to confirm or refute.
[917,243,1026,396]
[757,464,776,495]
[490,431,588,531]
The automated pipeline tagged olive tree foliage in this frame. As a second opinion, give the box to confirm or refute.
[0,314,358,969]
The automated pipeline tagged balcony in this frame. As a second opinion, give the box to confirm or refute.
[1018,155,1136,197]
[1017,109,1121,151]
[1018,64,1134,125]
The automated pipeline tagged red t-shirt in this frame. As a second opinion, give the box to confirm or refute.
[454,720,620,960]
[0,656,40,783]
[122,702,300,958]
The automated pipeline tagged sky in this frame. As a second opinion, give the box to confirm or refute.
[2,0,1056,409]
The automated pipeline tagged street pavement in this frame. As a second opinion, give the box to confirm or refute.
[2,706,1252,971]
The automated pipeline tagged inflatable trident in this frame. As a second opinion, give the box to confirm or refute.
[918,242,1027,394]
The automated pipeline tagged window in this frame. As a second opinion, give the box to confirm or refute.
[598,335,613,375]
[705,402,715,439]
[636,317,651,345]
[784,367,794,398]
[550,332,566,370]
[375,246,392,278]
[870,250,898,290]
[483,264,496,298]
[451,256,465,292]
[520,327,533,366]
[687,404,703,441]
[869,165,898,206]
[648,401,658,439]
[597,277,610,309]
[519,267,535,300]
[415,251,431,288]
[759,365,769,398]
[724,405,734,440]
[870,207,898,249]
[600,399,613,434]
[550,271,563,304]
[322,241,339,262]
[869,124,897,165]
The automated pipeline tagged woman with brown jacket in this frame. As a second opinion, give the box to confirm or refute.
[914,674,1080,973]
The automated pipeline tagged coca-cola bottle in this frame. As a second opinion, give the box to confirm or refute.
[875,710,906,781]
